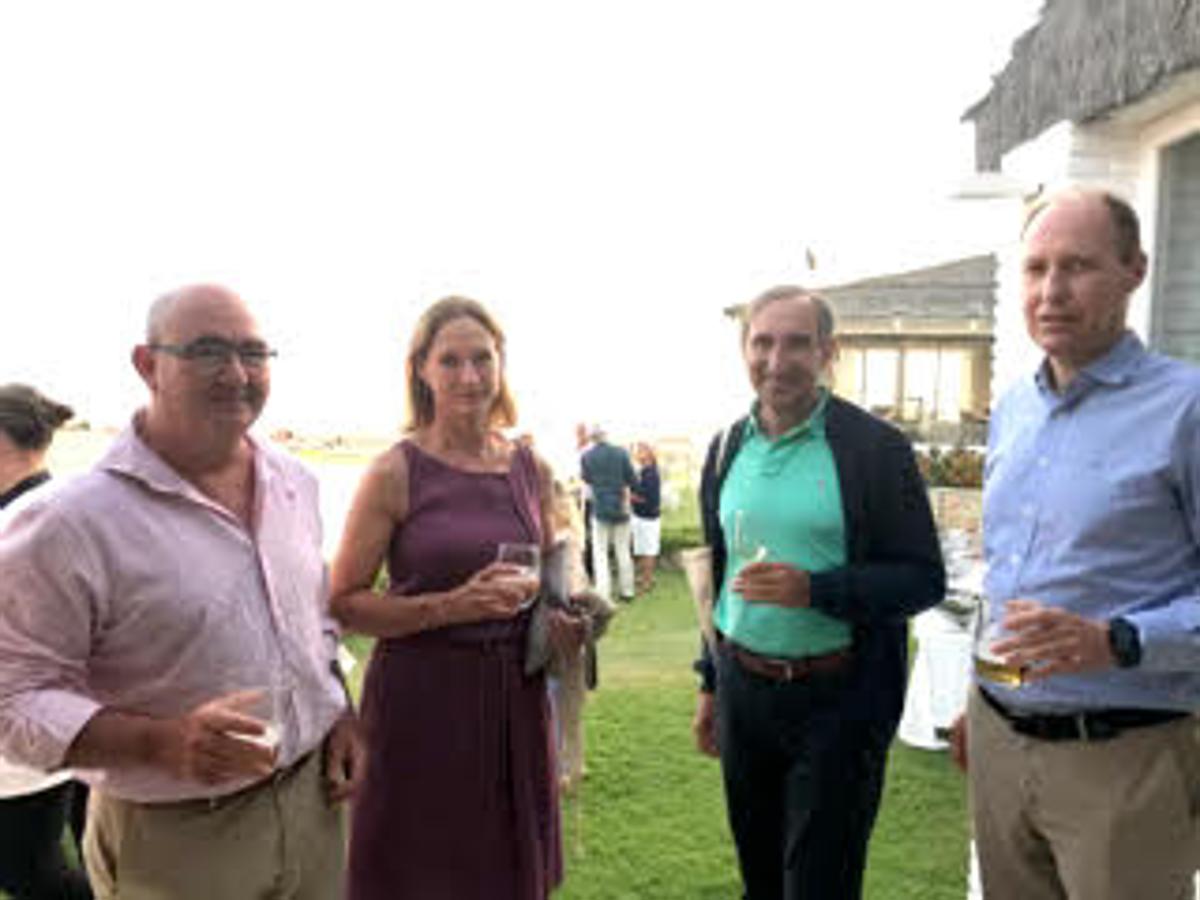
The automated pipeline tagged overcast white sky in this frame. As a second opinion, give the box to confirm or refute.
[2,1,1042,469]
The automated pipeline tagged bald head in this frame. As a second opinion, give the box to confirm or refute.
[134,284,271,461]
[146,284,251,344]
[1022,188,1143,265]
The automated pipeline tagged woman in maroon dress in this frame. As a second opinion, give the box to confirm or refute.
[332,297,580,899]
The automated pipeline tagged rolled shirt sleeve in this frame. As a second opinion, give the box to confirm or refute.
[0,498,104,770]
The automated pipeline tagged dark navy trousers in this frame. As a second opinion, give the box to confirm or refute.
[715,646,889,900]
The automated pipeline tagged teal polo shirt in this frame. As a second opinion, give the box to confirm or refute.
[714,392,851,658]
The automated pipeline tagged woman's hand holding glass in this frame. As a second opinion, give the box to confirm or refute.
[456,556,540,621]
[495,543,541,610]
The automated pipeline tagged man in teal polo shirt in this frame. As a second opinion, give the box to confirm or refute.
[692,286,944,899]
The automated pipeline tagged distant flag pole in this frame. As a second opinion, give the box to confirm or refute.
[804,246,817,273]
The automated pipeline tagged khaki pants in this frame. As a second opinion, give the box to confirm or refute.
[84,749,345,900]
[967,688,1200,900]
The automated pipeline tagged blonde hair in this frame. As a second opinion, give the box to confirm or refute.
[403,296,518,431]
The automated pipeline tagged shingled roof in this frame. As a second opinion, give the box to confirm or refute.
[965,0,1200,170]
[817,254,996,325]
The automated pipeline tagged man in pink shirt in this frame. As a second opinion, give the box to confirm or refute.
[0,284,364,899]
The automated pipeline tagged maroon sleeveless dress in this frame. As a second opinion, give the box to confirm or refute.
[346,441,562,900]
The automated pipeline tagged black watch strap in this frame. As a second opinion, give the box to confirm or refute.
[1108,617,1142,669]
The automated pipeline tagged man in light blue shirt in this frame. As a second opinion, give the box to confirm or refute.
[955,188,1200,900]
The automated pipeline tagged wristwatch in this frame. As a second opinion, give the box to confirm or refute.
[1107,617,1142,669]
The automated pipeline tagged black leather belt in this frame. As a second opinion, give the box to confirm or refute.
[979,686,1187,742]
[726,641,852,683]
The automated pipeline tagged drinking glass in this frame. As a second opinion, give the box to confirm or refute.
[732,510,770,567]
[972,603,1025,688]
[226,681,289,758]
[496,542,542,610]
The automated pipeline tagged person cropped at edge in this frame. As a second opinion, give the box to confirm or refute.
[691,286,944,900]
[0,384,92,900]
[0,285,364,900]
[630,441,662,594]
[330,296,584,900]
[580,425,638,602]
[948,188,1200,900]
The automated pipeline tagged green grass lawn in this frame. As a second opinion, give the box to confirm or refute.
[549,569,970,899]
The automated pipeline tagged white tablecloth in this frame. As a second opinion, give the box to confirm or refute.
[898,607,972,750]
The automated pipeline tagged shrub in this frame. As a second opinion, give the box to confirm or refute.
[916,446,984,489]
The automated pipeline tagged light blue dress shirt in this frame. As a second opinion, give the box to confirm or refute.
[983,332,1200,713]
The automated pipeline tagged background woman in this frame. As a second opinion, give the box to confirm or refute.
[630,441,662,594]
[331,297,579,899]
[0,383,91,900]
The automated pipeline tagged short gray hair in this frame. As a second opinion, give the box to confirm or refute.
[146,288,186,343]
[741,286,836,342]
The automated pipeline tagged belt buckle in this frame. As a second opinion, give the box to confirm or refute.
[780,659,797,682]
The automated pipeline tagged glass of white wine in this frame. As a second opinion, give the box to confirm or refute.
[496,542,542,610]
[225,681,288,760]
[973,602,1025,688]
[732,510,770,567]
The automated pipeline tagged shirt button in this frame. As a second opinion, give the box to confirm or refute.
[1021,504,1035,518]
[1038,457,1049,468]
[1010,553,1021,565]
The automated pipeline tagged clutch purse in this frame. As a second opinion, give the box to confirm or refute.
[524,539,571,675]
[524,538,620,676]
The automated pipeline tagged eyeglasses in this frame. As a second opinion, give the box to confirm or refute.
[149,337,278,372]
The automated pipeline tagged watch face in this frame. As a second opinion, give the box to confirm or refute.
[1110,619,1140,668]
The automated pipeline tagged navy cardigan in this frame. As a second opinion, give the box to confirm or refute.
[694,395,945,737]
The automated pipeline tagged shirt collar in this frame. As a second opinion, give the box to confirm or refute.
[1034,330,1144,396]
[747,388,829,443]
[100,413,268,501]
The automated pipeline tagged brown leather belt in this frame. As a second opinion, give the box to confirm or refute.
[727,641,852,683]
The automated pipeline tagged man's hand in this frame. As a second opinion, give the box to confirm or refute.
[991,599,1115,680]
[322,712,366,804]
[692,692,720,758]
[948,713,968,772]
[154,691,277,785]
[733,562,810,608]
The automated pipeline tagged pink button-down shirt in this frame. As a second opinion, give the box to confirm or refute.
[0,424,347,802]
